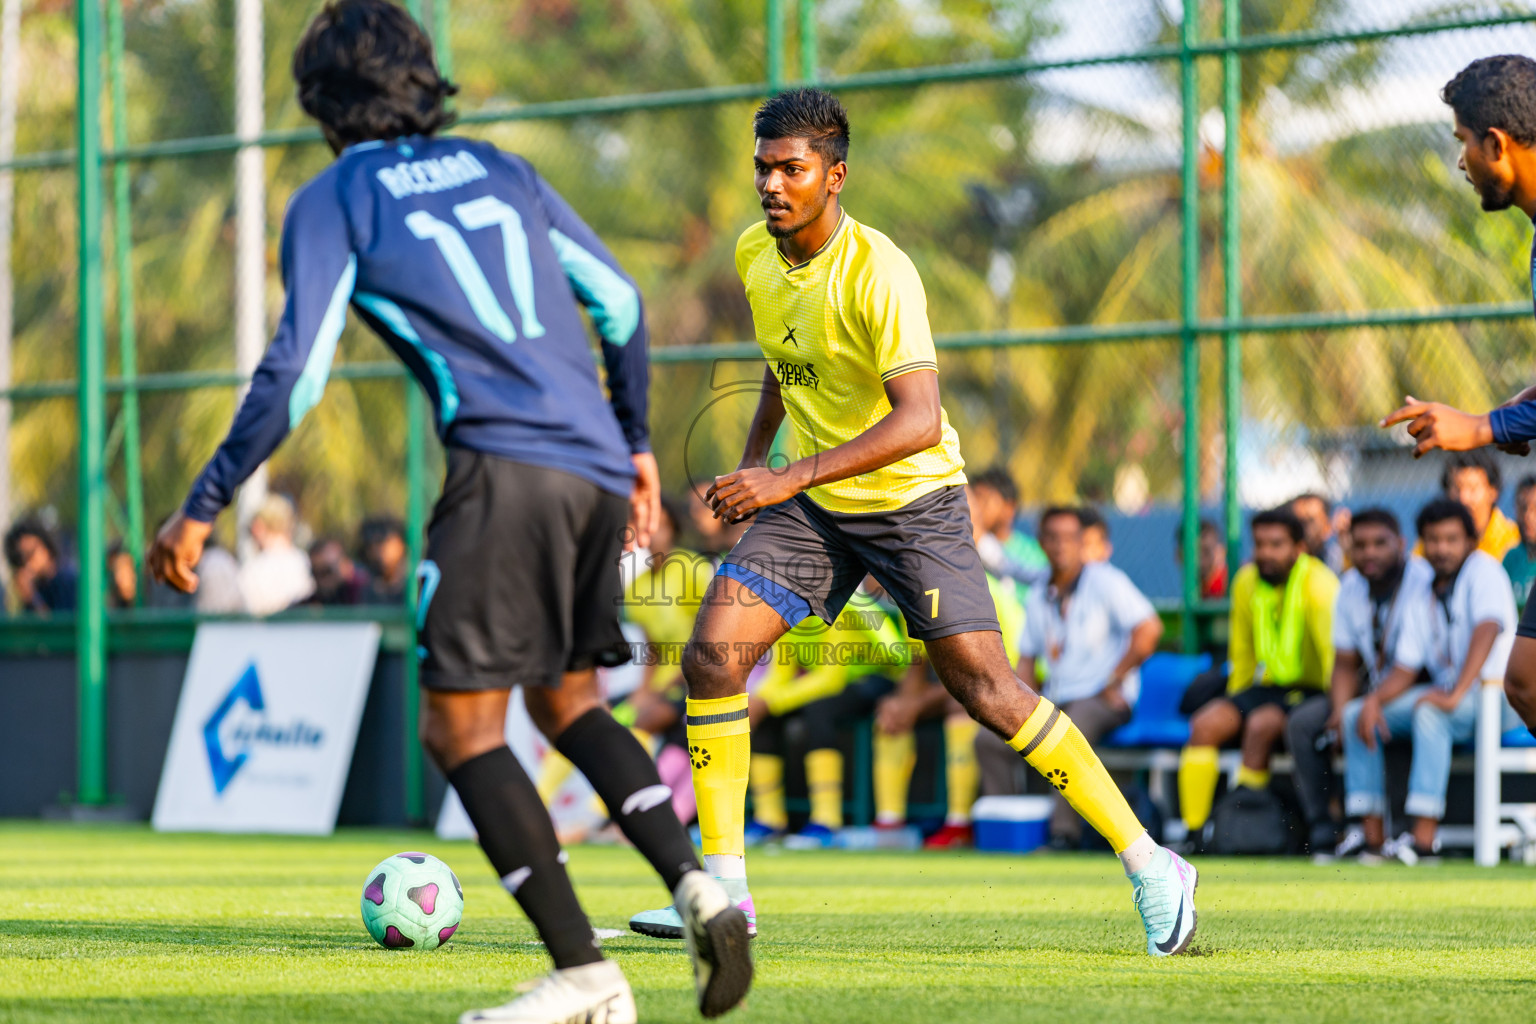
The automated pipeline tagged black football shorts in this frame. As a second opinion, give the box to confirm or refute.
[418,449,632,691]
[719,484,999,641]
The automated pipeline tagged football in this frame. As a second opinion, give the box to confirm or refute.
[360,851,464,950]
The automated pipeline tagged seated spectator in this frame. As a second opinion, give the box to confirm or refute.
[873,485,1026,848]
[107,542,137,609]
[308,537,369,605]
[1174,518,1228,599]
[977,505,1161,849]
[1342,499,1519,863]
[1293,508,1432,858]
[748,586,908,848]
[1177,506,1339,844]
[1291,493,1345,574]
[1502,474,1536,608]
[359,516,408,603]
[4,518,77,614]
[193,533,246,614]
[1435,451,1519,560]
[238,494,314,616]
[969,465,1048,599]
[1078,505,1112,563]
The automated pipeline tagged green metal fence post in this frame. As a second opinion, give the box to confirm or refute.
[107,0,143,597]
[1222,0,1242,590]
[767,0,784,94]
[1178,0,1201,652]
[76,0,108,805]
[799,0,817,83]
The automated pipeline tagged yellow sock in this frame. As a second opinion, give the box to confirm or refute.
[750,753,788,831]
[1008,698,1145,852]
[874,730,916,824]
[687,694,751,858]
[1236,765,1271,791]
[944,717,980,824]
[536,749,576,807]
[806,748,844,829]
[1178,745,1220,831]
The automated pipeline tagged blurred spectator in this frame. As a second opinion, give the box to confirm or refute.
[238,494,314,616]
[4,519,77,614]
[998,506,1162,849]
[1290,493,1345,575]
[1438,451,1519,560]
[1078,505,1111,563]
[1298,508,1431,859]
[194,534,246,614]
[1174,518,1228,599]
[1342,499,1518,864]
[969,465,1048,598]
[308,537,369,606]
[107,543,137,609]
[1503,474,1536,609]
[1177,506,1338,844]
[359,516,408,604]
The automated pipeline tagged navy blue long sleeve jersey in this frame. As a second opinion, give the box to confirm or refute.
[183,135,648,522]
[1489,239,1536,444]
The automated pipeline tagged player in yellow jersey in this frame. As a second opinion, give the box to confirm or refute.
[632,88,1197,957]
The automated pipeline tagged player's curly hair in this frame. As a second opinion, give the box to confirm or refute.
[293,0,458,151]
[1441,55,1536,147]
[754,88,851,168]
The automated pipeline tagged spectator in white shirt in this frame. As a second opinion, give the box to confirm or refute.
[238,494,314,616]
[1298,508,1432,859]
[1342,498,1520,863]
[991,506,1162,848]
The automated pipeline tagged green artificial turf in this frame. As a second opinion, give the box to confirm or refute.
[2,822,1534,1023]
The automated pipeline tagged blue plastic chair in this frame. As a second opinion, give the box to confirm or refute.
[1103,652,1213,748]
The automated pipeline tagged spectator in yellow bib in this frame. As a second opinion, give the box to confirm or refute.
[1177,506,1339,844]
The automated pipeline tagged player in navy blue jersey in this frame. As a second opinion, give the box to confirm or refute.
[148,3,750,1021]
[1381,54,1536,737]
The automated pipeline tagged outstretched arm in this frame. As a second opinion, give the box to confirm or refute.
[1381,391,1535,456]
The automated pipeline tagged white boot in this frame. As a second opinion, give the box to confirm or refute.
[458,959,636,1024]
[674,870,754,1018]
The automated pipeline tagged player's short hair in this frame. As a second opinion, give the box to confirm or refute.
[1416,498,1478,540]
[970,466,1018,506]
[1440,449,1501,494]
[293,0,458,150]
[1442,55,1536,147]
[359,515,405,549]
[753,88,851,168]
[1038,505,1083,533]
[1250,506,1304,543]
[1349,507,1401,536]
[1290,492,1330,514]
[3,518,57,569]
[1077,505,1108,538]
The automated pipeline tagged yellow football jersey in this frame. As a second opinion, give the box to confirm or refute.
[734,213,967,513]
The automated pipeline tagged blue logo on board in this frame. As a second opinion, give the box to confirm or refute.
[202,662,325,795]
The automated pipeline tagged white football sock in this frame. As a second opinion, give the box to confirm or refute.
[1118,831,1158,877]
[704,853,746,880]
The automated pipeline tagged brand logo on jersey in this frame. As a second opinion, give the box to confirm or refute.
[376,150,489,200]
[772,359,820,391]
[782,322,800,348]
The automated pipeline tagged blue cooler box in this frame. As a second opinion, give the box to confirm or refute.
[972,796,1054,852]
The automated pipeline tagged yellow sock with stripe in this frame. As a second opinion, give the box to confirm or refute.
[944,717,980,825]
[874,730,917,825]
[749,753,788,831]
[1008,698,1145,853]
[1236,765,1271,791]
[806,749,844,829]
[687,694,751,862]
[1178,745,1220,831]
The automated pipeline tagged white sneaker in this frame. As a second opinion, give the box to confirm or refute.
[675,870,754,1018]
[1384,831,1440,866]
[458,960,636,1024]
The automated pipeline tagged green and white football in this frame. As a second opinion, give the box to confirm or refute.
[360,851,464,950]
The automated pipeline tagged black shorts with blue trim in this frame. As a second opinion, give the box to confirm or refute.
[417,448,631,691]
[720,484,999,641]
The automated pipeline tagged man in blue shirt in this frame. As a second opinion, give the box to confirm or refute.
[1381,54,1536,735]
[147,3,750,1021]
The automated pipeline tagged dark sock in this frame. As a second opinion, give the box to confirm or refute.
[556,707,703,892]
[447,746,602,969]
